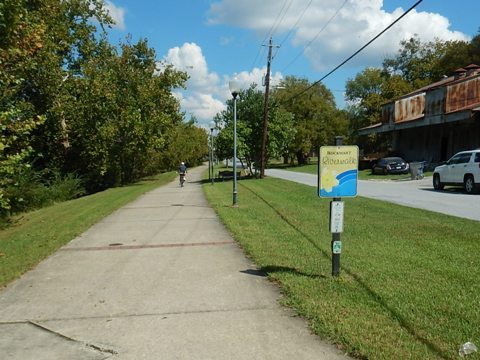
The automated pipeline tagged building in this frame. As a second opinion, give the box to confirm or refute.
[359,64,480,164]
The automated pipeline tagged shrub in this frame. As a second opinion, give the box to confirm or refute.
[2,168,85,218]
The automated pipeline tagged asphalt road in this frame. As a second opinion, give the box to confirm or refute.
[265,169,480,221]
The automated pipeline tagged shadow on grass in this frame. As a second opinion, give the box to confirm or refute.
[267,163,313,170]
[192,178,218,185]
[239,180,449,360]
[194,175,258,185]
[241,266,326,279]
[240,268,266,277]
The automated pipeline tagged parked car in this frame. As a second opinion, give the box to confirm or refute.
[433,150,480,194]
[372,157,409,175]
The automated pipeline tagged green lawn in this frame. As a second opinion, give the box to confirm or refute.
[203,176,480,360]
[0,171,177,287]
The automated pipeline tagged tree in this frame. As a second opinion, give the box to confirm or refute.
[2,0,113,168]
[273,76,347,165]
[345,68,411,128]
[0,0,115,206]
[266,104,296,162]
[214,85,264,173]
[65,38,188,189]
[214,84,296,174]
[345,67,412,154]
[0,0,111,214]
[437,33,480,75]
[159,120,208,171]
[0,0,197,216]
[382,35,480,87]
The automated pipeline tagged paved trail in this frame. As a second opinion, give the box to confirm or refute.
[0,165,349,359]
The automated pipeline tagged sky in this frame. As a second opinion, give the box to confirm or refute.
[102,0,480,128]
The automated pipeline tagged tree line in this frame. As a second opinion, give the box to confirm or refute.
[0,0,208,218]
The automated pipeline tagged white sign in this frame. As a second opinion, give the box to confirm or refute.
[330,201,344,233]
[332,241,342,254]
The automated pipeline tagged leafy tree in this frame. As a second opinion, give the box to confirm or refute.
[437,33,480,75]
[65,38,188,189]
[214,85,264,173]
[383,36,444,87]
[214,84,296,174]
[382,35,480,87]
[273,76,346,164]
[0,109,45,215]
[345,67,412,154]
[267,104,296,162]
[0,0,114,211]
[345,68,411,127]
[160,119,209,171]
[0,0,198,217]
[2,0,113,167]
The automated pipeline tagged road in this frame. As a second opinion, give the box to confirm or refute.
[265,169,480,221]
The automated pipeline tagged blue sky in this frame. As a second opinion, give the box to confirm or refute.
[103,0,480,128]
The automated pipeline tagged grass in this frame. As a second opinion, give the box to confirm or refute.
[0,171,177,287]
[203,176,480,359]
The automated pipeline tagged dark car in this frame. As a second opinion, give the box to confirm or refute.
[372,157,409,175]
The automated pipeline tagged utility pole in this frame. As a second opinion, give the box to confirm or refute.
[260,37,279,178]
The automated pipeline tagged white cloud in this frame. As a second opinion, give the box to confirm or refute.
[165,43,221,94]
[105,0,126,30]
[229,68,283,92]
[163,43,282,127]
[163,43,224,123]
[208,0,470,71]
[181,93,226,122]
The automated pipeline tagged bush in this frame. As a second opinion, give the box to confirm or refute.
[44,172,86,203]
[3,168,85,217]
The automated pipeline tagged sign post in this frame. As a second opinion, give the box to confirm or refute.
[318,137,358,276]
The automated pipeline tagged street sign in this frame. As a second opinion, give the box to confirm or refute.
[318,145,359,198]
[329,201,344,233]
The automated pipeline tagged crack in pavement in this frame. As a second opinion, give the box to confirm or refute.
[61,240,236,251]
[0,320,118,358]
[0,304,280,325]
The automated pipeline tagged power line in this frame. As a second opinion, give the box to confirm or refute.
[250,44,267,72]
[281,0,348,73]
[282,0,424,104]
[251,0,291,70]
[266,0,289,41]
[273,0,311,62]
[268,0,293,62]
[270,0,293,38]
[279,0,313,48]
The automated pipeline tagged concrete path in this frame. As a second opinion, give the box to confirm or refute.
[0,165,349,359]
